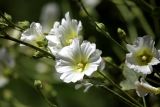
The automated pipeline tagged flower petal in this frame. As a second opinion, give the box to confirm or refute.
[149,57,160,66]
[84,63,98,76]
[63,72,84,83]
[81,41,96,60]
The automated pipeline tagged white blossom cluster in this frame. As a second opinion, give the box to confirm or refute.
[20,12,104,83]
[20,11,160,97]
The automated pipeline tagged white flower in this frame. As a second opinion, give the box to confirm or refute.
[20,22,44,47]
[125,36,160,74]
[46,12,82,56]
[55,38,103,83]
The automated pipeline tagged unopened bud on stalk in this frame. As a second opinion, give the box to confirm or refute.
[34,80,43,89]
[4,13,12,21]
[17,21,29,29]
[117,28,126,40]
[104,57,113,63]
[95,22,106,32]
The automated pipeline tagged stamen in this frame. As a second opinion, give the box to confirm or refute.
[76,63,85,72]
[66,39,73,45]
[141,55,147,61]
[77,63,84,69]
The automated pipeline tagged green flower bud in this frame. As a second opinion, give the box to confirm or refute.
[95,22,106,32]
[104,56,114,63]
[34,80,43,89]
[4,13,12,21]
[117,28,126,40]
[17,21,29,29]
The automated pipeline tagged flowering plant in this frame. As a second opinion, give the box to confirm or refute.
[1,0,160,107]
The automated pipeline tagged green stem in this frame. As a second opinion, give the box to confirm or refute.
[142,97,147,107]
[99,85,139,107]
[0,34,55,59]
[35,87,57,107]
[77,0,128,52]
[98,71,143,107]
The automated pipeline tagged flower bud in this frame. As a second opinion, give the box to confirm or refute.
[104,57,113,63]
[117,28,126,40]
[17,21,29,29]
[95,22,106,32]
[4,13,12,21]
[34,80,43,89]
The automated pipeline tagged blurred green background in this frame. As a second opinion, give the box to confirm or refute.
[0,0,160,107]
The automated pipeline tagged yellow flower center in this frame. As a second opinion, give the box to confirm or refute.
[133,47,153,65]
[64,31,77,46]
[75,62,86,72]
[141,55,147,61]
[77,63,84,69]
[66,39,73,45]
